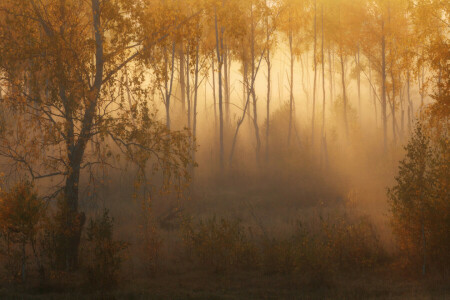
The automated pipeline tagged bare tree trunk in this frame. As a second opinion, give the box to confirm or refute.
[340,51,349,140]
[250,5,261,164]
[356,46,361,125]
[193,43,200,141]
[407,71,412,133]
[320,4,326,165]
[400,75,404,138]
[214,7,224,171]
[420,65,424,108]
[390,70,397,146]
[224,45,230,124]
[328,48,333,104]
[265,8,271,162]
[381,20,387,152]
[212,58,217,131]
[229,44,265,166]
[165,43,176,130]
[311,0,317,145]
[180,48,186,114]
[186,45,191,129]
[300,54,309,111]
[369,62,378,128]
[287,13,294,147]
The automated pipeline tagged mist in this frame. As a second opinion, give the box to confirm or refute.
[0,0,448,298]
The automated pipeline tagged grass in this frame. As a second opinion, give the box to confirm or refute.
[0,271,448,299]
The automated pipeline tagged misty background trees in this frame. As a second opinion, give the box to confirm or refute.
[0,0,447,292]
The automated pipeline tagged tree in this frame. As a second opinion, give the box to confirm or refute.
[0,0,194,270]
[388,123,450,275]
[279,0,310,147]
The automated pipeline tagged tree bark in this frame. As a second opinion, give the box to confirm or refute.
[381,20,387,152]
[250,5,261,164]
[320,5,326,166]
[265,35,271,162]
[214,7,224,171]
[356,46,361,125]
[287,13,294,147]
[180,48,186,114]
[311,0,317,146]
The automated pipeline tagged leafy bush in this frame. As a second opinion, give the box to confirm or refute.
[183,213,384,282]
[182,217,258,273]
[0,181,45,283]
[83,209,128,290]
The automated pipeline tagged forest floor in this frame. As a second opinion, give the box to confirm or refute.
[1,271,448,299]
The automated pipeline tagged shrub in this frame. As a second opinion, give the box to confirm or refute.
[182,217,258,273]
[83,209,128,290]
[0,181,45,283]
[260,214,385,284]
[139,198,162,276]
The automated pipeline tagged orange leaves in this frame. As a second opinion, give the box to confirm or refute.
[0,181,44,243]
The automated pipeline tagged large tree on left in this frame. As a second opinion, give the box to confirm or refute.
[0,0,193,270]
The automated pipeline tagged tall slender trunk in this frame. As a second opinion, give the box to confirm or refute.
[420,65,424,107]
[165,43,176,130]
[369,62,378,127]
[180,48,186,114]
[229,36,265,166]
[300,54,309,111]
[212,58,218,131]
[186,45,191,129]
[193,42,200,141]
[356,47,361,125]
[311,0,317,145]
[328,48,333,105]
[250,5,261,164]
[407,71,412,133]
[287,14,294,147]
[381,20,387,152]
[400,75,404,138]
[340,51,348,139]
[214,7,224,171]
[224,45,230,124]
[265,6,271,162]
[320,4,326,165]
[390,70,397,146]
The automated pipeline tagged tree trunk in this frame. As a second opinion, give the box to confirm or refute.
[214,7,224,171]
[381,20,387,152]
[328,48,333,105]
[390,70,397,146]
[311,0,317,145]
[186,45,191,129]
[340,51,348,139]
[180,48,186,114]
[165,43,176,130]
[58,0,102,271]
[287,14,294,147]
[250,5,261,164]
[356,47,361,125]
[407,71,412,133]
[212,58,218,131]
[224,45,230,124]
[321,5,326,166]
[62,148,85,271]
[193,43,199,141]
[266,50,271,163]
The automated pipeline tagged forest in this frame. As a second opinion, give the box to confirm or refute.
[0,0,448,298]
